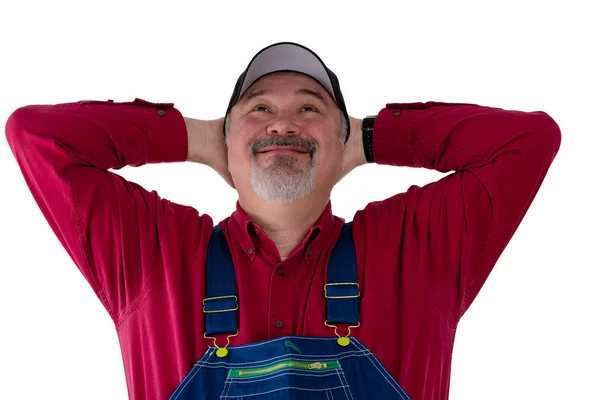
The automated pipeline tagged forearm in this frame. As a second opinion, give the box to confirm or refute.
[6,99,188,171]
[372,102,560,171]
[337,116,367,182]
[184,116,226,166]
[184,116,233,187]
[350,116,367,167]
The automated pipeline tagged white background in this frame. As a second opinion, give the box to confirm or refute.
[1,0,598,398]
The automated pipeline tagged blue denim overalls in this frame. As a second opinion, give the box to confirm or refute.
[170,222,410,399]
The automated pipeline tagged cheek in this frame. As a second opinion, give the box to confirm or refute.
[227,140,252,175]
[229,120,265,151]
[236,118,265,137]
[315,141,344,172]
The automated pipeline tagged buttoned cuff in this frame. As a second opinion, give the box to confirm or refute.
[135,98,188,164]
[372,104,415,167]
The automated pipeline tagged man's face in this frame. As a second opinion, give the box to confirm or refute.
[227,72,344,203]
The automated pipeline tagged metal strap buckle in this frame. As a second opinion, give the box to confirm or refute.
[324,320,361,337]
[324,282,360,299]
[325,320,361,346]
[202,295,239,314]
[204,330,239,357]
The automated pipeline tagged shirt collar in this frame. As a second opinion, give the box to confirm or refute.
[228,200,336,263]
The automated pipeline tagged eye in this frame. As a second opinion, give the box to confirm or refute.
[299,104,319,112]
[252,104,271,113]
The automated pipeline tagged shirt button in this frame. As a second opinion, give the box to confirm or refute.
[247,248,254,254]
[254,229,260,236]
[393,111,402,117]
[307,249,313,256]
[275,320,284,328]
[157,109,166,116]
[277,267,284,276]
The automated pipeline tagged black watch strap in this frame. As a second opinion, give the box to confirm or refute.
[362,115,377,163]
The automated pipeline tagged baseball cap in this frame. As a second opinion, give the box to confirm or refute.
[224,42,351,142]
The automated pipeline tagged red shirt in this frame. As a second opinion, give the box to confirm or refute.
[5,98,561,399]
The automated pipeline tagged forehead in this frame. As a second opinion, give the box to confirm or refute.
[240,71,332,102]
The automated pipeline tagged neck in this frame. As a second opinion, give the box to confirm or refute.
[239,193,330,258]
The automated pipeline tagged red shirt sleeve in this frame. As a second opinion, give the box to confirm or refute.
[5,98,189,323]
[361,101,561,322]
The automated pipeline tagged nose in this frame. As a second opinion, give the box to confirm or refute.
[266,118,299,136]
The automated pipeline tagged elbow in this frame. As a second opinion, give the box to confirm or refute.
[531,111,562,158]
[5,105,53,155]
[5,106,36,151]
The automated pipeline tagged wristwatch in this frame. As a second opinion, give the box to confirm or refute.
[361,115,377,163]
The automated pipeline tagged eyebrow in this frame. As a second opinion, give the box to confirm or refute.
[240,88,329,106]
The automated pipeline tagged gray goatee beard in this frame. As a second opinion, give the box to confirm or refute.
[249,136,317,204]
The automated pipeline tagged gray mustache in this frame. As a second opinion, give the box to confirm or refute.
[250,136,317,156]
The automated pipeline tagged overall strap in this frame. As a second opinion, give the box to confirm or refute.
[204,225,238,335]
[204,222,359,334]
[325,222,359,325]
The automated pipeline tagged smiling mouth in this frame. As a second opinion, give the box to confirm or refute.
[257,146,309,154]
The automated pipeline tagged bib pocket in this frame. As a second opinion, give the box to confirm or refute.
[219,359,353,399]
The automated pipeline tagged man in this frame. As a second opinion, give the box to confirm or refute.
[5,42,561,399]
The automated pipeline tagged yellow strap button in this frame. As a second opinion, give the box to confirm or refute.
[216,348,229,358]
